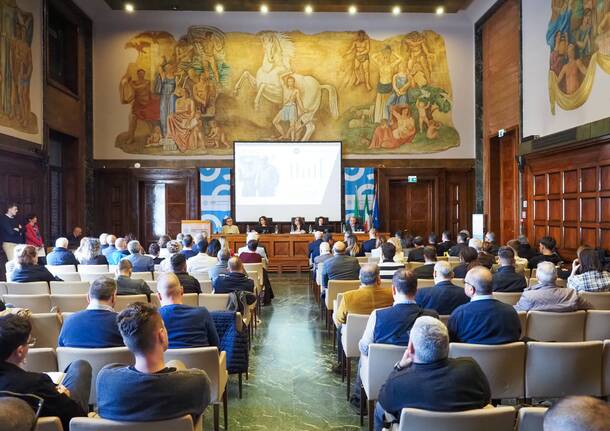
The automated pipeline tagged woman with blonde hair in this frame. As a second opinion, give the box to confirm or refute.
[11,245,61,282]
[345,235,363,257]
[78,238,108,265]
[387,236,405,263]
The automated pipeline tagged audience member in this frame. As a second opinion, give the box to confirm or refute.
[436,230,455,256]
[125,240,154,272]
[58,277,123,348]
[240,240,264,263]
[99,233,108,251]
[416,261,469,315]
[308,230,323,261]
[406,236,425,262]
[0,396,36,431]
[96,303,211,422]
[4,244,25,277]
[320,241,361,291]
[543,396,610,431]
[115,259,153,298]
[186,239,217,273]
[102,235,117,258]
[0,314,91,430]
[221,216,240,235]
[453,246,478,278]
[448,232,469,257]
[412,246,437,279]
[567,247,610,292]
[169,254,202,294]
[208,249,231,282]
[180,235,197,259]
[158,235,171,258]
[66,226,83,249]
[237,232,268,259]
[212,257,255,296]
[147,243,164,264]
[78,237,109,265]
[157,273,219,349]
[514,262,589,312]
[314,242,333,268]
[0,203,23,261]
[374,316,490,431]
[206,239,221,258]
[108,238,129,265]
[528,236,562,269]
[484,232,500,255]
[468,238,494,269]
[346,235,364,257]
[47,237,79,266]
[427,232,437,248]
[362,229,377,254]
[448,266,521,344]
[11,245,61,283]
[159,240,182,272]
[517,235,538,260]
[506,239,529,268]
[492,246,527,292]
[24,214,44,256]
[378,242,404,280]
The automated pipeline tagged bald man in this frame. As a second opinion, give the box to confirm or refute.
[212,257,255,297]
[102,234,117,257]
[320,241,361,292]
[108,238,130,265]
[544,396,610,431]
[157,273,219,349]
[0,397,36,431]
[447,266,521,344]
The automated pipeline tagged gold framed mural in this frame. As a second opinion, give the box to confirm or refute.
[116,27,459,155]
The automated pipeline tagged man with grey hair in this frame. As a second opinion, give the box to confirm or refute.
[517,235,538,260]
[543,396,610,431]
[448,266,521,344]
[58,277,123,348]
[416,261,469,315]
[375,316,490,431]
[0,396,36,431]
[102,234,117,257]
[320,240,361,291]
[313,241,333,279]
[514,261,589,312]
[484,231,499,255]
[159,240,182,272]
[208,248,231,282]
[468,238,494,269]
[237,231,268,260]
[46,237,79,266]
[108,237,129,265]
[308,230,324,261]
[99,233,109,251]
[125,240,154,272]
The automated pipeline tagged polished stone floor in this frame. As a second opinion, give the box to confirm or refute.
[207,273,361,430]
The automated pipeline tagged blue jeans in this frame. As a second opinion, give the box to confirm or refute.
[62,360,92,411]
[374,402,387,431]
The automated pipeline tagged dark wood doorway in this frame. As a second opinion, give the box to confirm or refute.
[139,180,188,248]
[389,179,434,236]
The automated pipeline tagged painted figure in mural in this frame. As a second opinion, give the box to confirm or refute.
[344,30,372,91]
[416,98,431,133]
[207,120,229,148]
[166,87,201,152]
[174,39,194,78]
[557,44,588,93]
[385,62,411,120]
[154,60,177,137]
[273,73,305,141]
[427,120,441,140]
[402,32,434,85]
[547,0,574,49]
[183,68,200,99]
[120,69,160,145]
[575,8,594,58]
[372,46,402,123]
[391,106,416,141]
[194,31,222,83]
[192,69,216,115]
[145,125,162,147]
[11,24,32,126]
[596,7,610,55]
[550,31,569,75]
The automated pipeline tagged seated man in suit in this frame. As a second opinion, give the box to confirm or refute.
[308,230,323,262]
[448,266,521,344]
[378,242,405,280]
[492,246,527,292]
[412,246,437,279]
[406,236,425,262]
[102,234,117,258]
[169,253,202,294]
[321,241,362,295]
[179,235,198,260]
[58,277,123,348]
[66,226,83,249]
[362,229,377,254]
[157,273,219,349]
[213,257,255,295]
[125,240,154,272]
[436,230,455,256]
[469,238,495,269]
[448,232,469,257]
[97,303,211,422]
[313,241,333,281]
[416,261,469,315]
[543,396,610,431]
[453,247,478,279]
[46,237,79,266]
[514,261,589,312]
[115,259,153,298]
[344,215,363,234]
[208,249,230,283]
[0,314,92,430]
[108,237,130,265]
[374,316,491,431]
[484,232,500,256]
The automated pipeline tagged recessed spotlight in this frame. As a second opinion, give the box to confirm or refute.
[392,5,401,15]
[124,2,134,13]
[215,4,224,13]
[260,4,269,14]
[348,5,357,14]
[305,4,313,14]
[436,6,445,15]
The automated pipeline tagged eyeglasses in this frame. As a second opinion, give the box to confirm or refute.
[27,336,37,348]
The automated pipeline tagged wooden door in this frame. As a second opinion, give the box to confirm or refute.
[389,180,434,236]
[139,180,187,247]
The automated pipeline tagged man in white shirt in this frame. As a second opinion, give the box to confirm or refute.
[237,232,268,260]
[187,240,219,273]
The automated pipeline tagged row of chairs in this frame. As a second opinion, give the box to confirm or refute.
[37,414,201,431]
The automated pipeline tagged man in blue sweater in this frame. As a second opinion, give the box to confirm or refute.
[58,277,123,348]
[447,266,521,344]
[416,261,469,315]
[157,273,219,349]
[125,240,154,272]
[47,237,79,267]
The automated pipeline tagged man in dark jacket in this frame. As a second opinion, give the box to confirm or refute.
[125,240,154,272]
[46,237,79,267]
[170,253,202,294]
[212,257,255,295]
[406,236,425,262]
[115,259,153,298]
[0,203,23,261]
[416,261,469,315]
[362,229,377,254]
[0,314,92,430]
[436,231,455,256]
[65,226,83,249]
[320,241,361,290]
[308,231,323,261]
[412,246,437,279]
[448,232,469,257]
[492,247,527,292]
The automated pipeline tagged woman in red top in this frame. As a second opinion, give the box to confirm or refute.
[25,213,45,257]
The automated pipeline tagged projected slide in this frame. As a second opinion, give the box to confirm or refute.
[234,142,342,222]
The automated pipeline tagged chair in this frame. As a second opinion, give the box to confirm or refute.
[525,341,603,399]
[603,340,610,396]
[35,417,64,431]
[131,272,153,281]
[46,264,77,274]
[438,315,450,325]
[584,310,610,341]
[579,291,610,310]
[243,263,263,285]
[517,407,547,431]
[361,343,406,431]
[108,264,117,273]
[115,294,148,311]
[325,279,360,314]
[525,310,586,342]
[2,294,51,313]
[528,278,566,287]
[57,346,135,404]
[165,347,228,431]
[201,280,212,294]
[69,415,196,431]
[56,273,82,282]
[191,271,211,282]
[199,293,229,311]
[146,280,157,292]
[416,279,435,288]
[407,262,425,270]
[77,265,109,274]
[397,406,516,431]
[518,311,527,338]
[492,292,522,305]
[50,294,88,313]
[183,293,199,307]
[50,281,90,295]
[79,272,114,283]
[341,313,369,400]
[449,342,525,400]
[0,281,6,295]
[452,278,465,288]
[6,282,49,295]
[357,256,368,264]
[24,348,58,373]
[30,313,62,349]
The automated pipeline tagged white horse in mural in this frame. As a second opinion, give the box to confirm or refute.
[233,31,339,141]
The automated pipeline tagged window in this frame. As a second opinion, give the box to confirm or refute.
[47,3,78,94]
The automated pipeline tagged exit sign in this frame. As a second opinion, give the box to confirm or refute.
[408,176,418,183]
[498,128,505,138]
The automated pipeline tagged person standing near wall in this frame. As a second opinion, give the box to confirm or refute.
[0,203,23,261]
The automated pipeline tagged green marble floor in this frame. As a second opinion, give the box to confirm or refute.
[209,273,362,430]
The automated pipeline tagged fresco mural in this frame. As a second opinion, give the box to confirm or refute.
[547,0,610,114]
[116,27,459,155]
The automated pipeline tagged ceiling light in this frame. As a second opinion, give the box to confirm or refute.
[348,5,357,14]
[124,3,134,13]
[304,4,313,14]
[392,6,401,15]
[260,4,269,14]
[436,6,445,15]
[215,4,224,13]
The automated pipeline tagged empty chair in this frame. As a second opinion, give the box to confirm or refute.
[2,294,51,313]
[50,281,89,295]
[201,280,212,294]
[190,271,210,282]
[325,280,361,312]
[6,282,49,295]
[357,256,369,264]
[492,292,522,305]
[70,415,195,431]
[55,273,81,282]
[78,265,109,274]
[517,407,547,431]
[397,406,516,431]
[243,262,263,285]
[50,294,88,313]
[525,341,603,399]
[24,348,58,373]
[30,313,62,349]
[603,340,610,397]
[57,346,135,404]
[79,272,114,283]
[114,294,148,312]
[526,310,586,342]
[131,272,153,281]
[45,264,77,274]
[199,293,229,311]
[341,313,370,399]
[449,342,525,400]
[585,310,610,341]
[35,417,64,431]
[579,291,610,310]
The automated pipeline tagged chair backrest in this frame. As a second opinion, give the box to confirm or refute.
[108,264,118,273]
[79,273,114,283]
[69,415,194,431]
[183,293,199,307]
[49,281,90,295]
[342,313,370,358]
[50,294,88,313]
[357,256,368,264]
[452,278,465,288]
[326,280,360,309]
[2,294,51,313]
[525,341,603,398]
[56,273,82,282]
[528,278,566,287]
[190,271,210,282]
[526,310,586,342]
[114,295,148,312]
[6,282,49,295]
[199,293,229,311]
[78,265,109,274]
[243,263,263,284]
[131,272,153,281]
[449,342,525,399]
[57,346,135,404]
[517,311,527,339]
[24,348,58,373]
[146,280,157,292]
[46,264,77,274]
[492,292,522,306]
[438,315,450,325]
[603,340,610,397]
[30,313,62,349]
[416,279,435,288]
[398,406,516,431]
[0,281,6,296]
[517,407,547,431]
[362,343,406,400]
[585,310,610,341]
[35,416,64,431]
[200,280,212,294]
[579,291,610,310]
[164,347,223,402]
[407,262,425,270]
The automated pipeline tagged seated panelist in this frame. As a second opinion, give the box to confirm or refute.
[315,216,333,233]
[221,216,240,235]
[345,215,363,233]
[291,217,306,234]
[255,216,274,234]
